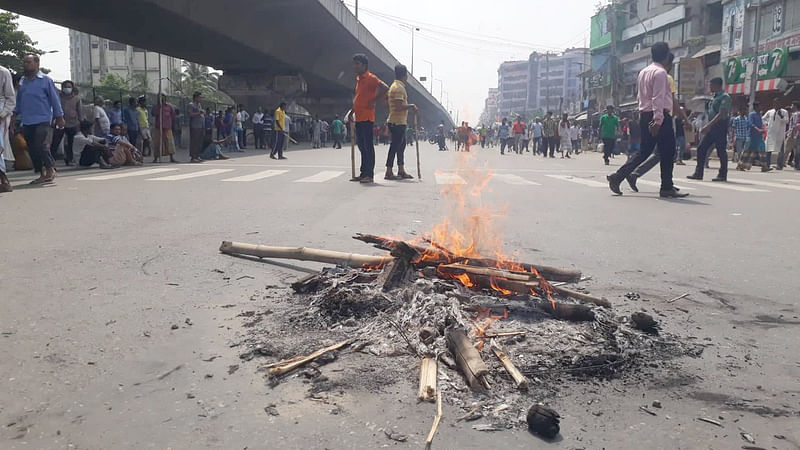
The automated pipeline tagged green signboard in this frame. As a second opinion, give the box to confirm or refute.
[590,6,625,51]
[724,48,788,84]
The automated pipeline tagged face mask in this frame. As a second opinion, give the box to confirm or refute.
[63,88,73,95]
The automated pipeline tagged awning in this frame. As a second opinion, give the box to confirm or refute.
[692,45,721,59]
[618,101,638,112]
[725,78,788,94]
[572,112,588,121]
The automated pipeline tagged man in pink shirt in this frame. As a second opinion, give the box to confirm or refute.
[607,42,687,198]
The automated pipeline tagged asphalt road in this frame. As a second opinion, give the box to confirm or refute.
[1,141,799,449]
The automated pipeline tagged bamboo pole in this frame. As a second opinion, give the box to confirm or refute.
[425,390,443,449]
[491,341,529,390]
[414,111,422,180]
[418,358,437,402]
[349,120,357,181]
[219,241,391,268]
[265,339,351,376]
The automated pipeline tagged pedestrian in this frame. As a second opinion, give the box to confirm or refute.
[532,117,543,155]
[311,115,322,149]
[238,105,249,149]
[674,103,688,165]
[93,96,111,136]
[542,111,557,158]
[570,121,580,154]
[384,63,416,180]
[234,105,244,149]
[581,122,591,153]
[558,113,572,158]
[263,109,274,149]
[761,98,788,173]
[737,102,765,171]
[12,54,64,185]
[331,115,344,149]
[222,107,240,152]
[204,107,213,138]
[349,53,389,184]
[436,120,447,151]
[522,122,531,152]
[729,105,751,164]
[511,117,524,154]
[498,118,510,155]
[188,91,205,163]
[252,107,264,149]
[785,102,800,169]
[606,42,687,198]
[599,105,619,165]
[108,123,143,167]
[686,78,732,181]
[108,100,123,126]
[270,101,288,160]
[136,96,152,156]
[123,97,139,149]
[479,124,488,148]
[72,120,113,169]
[778,102,798,169]
[214,110,223,139]
[200,134,231,160]
[151,92,178,163]
[0,64,15,192]
[172,107,183,149]
[50,80,83,167]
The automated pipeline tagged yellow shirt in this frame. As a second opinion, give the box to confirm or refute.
[274,107,286,131]
[136,106,149,128]
[387,80,409,125]
[668,74,676,95]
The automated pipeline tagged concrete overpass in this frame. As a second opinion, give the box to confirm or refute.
[0,0,453,128]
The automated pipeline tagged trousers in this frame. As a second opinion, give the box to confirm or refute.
[693,124,728,178]
[386,124,407,168]
[23,123,55,173]
[611,111,675,191]
[51,126,77,163]
[355,121,375,178]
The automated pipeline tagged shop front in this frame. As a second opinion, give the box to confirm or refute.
[724,48,790,108]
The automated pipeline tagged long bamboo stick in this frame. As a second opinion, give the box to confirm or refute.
[220,241,391,268]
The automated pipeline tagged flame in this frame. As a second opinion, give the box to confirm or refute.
[489,277,513,296]
[470,306,510,349]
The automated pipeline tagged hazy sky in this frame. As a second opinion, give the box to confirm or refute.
[4,1,597,122]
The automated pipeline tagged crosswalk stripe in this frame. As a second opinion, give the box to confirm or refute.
[147,169,235,181]
[435,172,466,185]
[636,179,696,190]
[77,168,177,181]
[294,170,344,183]
[725,177,800,191]
[221,170,289,182]
[545,174,606,187]
[680,179,768,192]
[493,173,541,185]
[778,178,800,183]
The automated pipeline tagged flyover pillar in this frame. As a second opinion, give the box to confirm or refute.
[218,73,308,112]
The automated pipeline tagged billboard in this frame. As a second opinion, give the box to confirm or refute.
[678,58,705,98]
[724,48,788,84]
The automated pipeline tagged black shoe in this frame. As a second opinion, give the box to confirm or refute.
[686,174,703,180]
[607,175,622,195]
[604,158,609,165]
[660,188,689,198]
[269,154,277,159]
[712,176,726,182]
[626,175,639,192]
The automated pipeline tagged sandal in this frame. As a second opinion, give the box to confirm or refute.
[29,178,48,185]
[398,172,414,179]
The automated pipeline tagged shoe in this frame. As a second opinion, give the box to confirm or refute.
[660,188,689,198]
[604,159,609,165]
[761,167,773,173]
[712,176,726,182]
[686,174,703,180]
[218,155,230,160]
[607,175,622,195]
[270,154,277,159]
[279,156,288,160]
[626,175,639,192]
[675,160,685,165]
[0,183,12,193]
[398,172,414,179]
[359,177,374,184]
[350,176,362,182]
[384,173,398,180]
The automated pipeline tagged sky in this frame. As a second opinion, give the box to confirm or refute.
[4,1,598,122]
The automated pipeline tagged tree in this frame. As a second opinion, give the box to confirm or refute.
[0,12,43,75]
[130,72,149,93]
[178,61,231,104]
[99,72,130,90]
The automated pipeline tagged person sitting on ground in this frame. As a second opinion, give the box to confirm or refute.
[200,134,231,161]
[107,123,143,167]
[73,120,114,169]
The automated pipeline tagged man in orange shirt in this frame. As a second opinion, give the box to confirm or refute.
[349,53,389,183]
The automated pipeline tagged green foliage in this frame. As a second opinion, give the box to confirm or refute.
[177,61,231,104]
[99,72,130,90]
[0,12,43,75]
[130,72,149,93]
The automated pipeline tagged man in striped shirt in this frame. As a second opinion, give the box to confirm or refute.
[607,42,687,198]
[385,64,416,180]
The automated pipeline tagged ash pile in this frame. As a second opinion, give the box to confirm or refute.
[221,234,696,442]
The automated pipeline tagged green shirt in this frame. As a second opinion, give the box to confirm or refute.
[331,119,344,134]
[707,91,731,120]
[600,114,619,139]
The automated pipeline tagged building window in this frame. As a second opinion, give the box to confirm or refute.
[133,47,145,52]
[629,1,638,20]
[108,41,127,51]
[708,2,723,34]
[91,42,98,49]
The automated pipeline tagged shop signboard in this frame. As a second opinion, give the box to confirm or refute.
[723,48,788,84]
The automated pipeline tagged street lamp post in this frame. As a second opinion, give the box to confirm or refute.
[435,79,443,103]
[422,59,433,94]
[748,1,762,112]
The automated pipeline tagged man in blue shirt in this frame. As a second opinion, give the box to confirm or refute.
[123,97,140,147]
[498,118,511,155]
[12,54,64,184]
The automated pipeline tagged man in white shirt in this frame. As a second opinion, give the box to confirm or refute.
[237,105,249,149]
[93,97,111,136]
[0,64,16,192]
[73,120,113,169]
[252,108,264,149]
[607,42,687,198]
[762,98,788,172]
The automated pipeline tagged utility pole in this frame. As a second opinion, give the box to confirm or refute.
[411,27,415,75]
[355,0,358,21]
[748,1,762,112]
[545,52,550,112]
[609,1,619,107]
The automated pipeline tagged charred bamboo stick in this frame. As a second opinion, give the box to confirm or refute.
[418,358,437,402]
[425,390,443,449]
[446,329,489,391]
[220,241,391,268]
[551,285,611,308]
[491,342,529,390]
[265,340,351,376]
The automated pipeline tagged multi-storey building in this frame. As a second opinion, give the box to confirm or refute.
[532,48,589,114]
[480,88,499,124]
[497,60,529,118]
[69,30,182,94]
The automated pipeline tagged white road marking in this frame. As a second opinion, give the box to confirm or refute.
[221,170,289,182]
[434,172,467,185]
[492,173,541,186]
[680,179,768,192]
[294,170,344,183]
[147,169,235,181]
[545,174,606,187]
[724,178,800,191]
[778,178,800,183]
[636,179,696,190]
[77,168,177,181]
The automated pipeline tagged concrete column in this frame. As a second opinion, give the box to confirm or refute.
[218,72,308,112]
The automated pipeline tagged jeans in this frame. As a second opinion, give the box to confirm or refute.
[611,112,675,191]
[602,138,616,161]
[500,137,509,154]
[532,137,542,154]
[513,133,523,153]
[437,135,446,150]
[22,123,55,173]
[236,127,244,149]
[333,132,343,149]
[355,121,375,178]
[387,124,407,169]
[733,137,747,161]
[254,124,264,149]
[693,125,728,179]
[51,126,78,163]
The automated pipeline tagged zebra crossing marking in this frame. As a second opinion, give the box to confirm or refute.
[147,169,235,181]
[680,179,768,192]
[221,170,289,182]
[492,173,541,185]
[294,170,345,183]
[77,168,177,181]
[545,174,606,187]
[724,177,800,191]
[434,172,466,185]
[635,179,696,190]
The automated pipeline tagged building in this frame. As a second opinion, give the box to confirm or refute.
[69,30,182,94]
[480,88,499,124]
[497,60,529,118]
[721,0,800,106]
[532,48,589,114]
